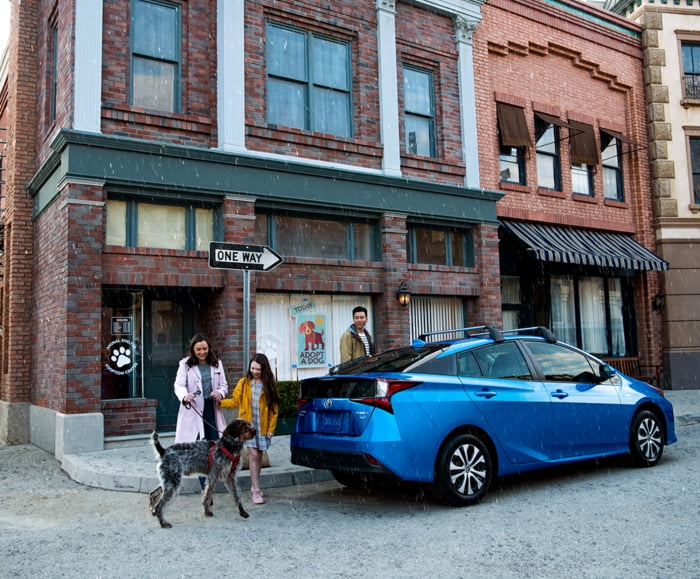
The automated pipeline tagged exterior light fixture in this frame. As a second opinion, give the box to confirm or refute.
[652,292,665,312]
[397,282,411,307]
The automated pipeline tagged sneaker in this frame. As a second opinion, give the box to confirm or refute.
[251,489,264,504]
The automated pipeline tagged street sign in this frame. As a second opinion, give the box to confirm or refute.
[208,242,284,271]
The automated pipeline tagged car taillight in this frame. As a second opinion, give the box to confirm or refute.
[296,398,310,411]
[352,379,419,413]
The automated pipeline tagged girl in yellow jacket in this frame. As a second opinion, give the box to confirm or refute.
[220,353,280,504]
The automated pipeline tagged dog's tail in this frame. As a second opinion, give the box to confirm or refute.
[151,431,166,457]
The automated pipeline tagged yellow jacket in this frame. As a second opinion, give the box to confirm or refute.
[220,376,279,436]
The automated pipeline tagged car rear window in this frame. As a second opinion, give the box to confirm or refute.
[300,377,378,399]
[329,345,448,374]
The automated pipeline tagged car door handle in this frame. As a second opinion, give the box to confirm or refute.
[550,390,569,399]
[475,390,497,399]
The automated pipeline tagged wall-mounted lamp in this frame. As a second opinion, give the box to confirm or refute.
[652,292,665,312]
[397,282,411,307]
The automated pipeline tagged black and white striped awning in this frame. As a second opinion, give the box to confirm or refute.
[500,220,669,271]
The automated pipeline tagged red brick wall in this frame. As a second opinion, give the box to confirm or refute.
[102,398,158,437]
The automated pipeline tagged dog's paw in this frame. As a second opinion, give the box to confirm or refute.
[239,508,250,519]
[204,510,214,517]
[159,521,172,529]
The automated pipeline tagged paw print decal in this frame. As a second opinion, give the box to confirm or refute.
[105,339,138,375]
[111,346,131,369]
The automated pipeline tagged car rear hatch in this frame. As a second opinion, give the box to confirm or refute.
[296,376,380,436]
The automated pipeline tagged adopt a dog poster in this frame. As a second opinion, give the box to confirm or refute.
[295,311,327,368]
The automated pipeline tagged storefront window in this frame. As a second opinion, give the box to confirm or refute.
[550,275,627,356]
[102,291,143,399]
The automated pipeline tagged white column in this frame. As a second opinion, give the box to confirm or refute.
[376,0,402,177]
[217,0,246,152]
[455,16,481,189]
[73,0,103,133]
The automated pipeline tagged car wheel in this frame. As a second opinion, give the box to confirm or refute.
[629,409,665,467]
[434,433,493,506]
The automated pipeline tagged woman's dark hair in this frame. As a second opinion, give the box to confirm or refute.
[186,333,220,367]
[247,353,280,412]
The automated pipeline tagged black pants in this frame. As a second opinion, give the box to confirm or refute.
[202,397,219,441]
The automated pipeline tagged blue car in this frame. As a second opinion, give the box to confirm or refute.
[291,326,677,506]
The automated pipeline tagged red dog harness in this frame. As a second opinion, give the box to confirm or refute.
[208,443,241,476]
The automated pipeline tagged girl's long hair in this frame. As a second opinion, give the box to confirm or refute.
[186,333,220,367]
[248,353,280,412]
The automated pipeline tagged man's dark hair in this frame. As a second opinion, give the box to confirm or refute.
[352,306,368,316]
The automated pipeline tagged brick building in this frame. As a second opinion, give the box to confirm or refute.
[605,0,700,389]
[0,0,667,455]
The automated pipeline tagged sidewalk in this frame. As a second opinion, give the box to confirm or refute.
[61,389,699,494]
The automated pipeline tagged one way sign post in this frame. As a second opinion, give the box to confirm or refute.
[208,242,283,272]
[208,242,283,372]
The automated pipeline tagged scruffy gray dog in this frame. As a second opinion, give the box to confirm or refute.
[149,418,256,528]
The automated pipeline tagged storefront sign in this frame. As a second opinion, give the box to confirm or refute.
[296,314,326,367]
[105,338,138,376]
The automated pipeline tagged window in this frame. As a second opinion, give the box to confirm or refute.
[472,342,532,380]
[682,42,700,100]
[410,296,466,341]
[49,16,58,122]
[690,137,700,204]
[571,164,594,196]
[501,276,521,330]
[601,132,623,201]
[523,341,597,383]
[570,121,597,196]
[550,275,628,357]
[497,103,530,185]
[131,0,180,112]
[106,199,215,251]
[403,66,436,157]
[266,23,351,138]
[408,227,474,267]
[256,214,376,261]
[535,115,561,190]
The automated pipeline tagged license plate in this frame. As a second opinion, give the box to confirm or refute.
[319,412,343,433]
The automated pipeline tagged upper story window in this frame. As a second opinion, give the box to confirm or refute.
[403,66,436,157]
[690,136,700,204]
[570,121,597,197]
[48,16,59,122]
[266,23,352,138]
[601,132,624,202]
[496,103,529,185]
[256,213,377,261]
[106,198,215,251]
[131,0,180,113]
[535,115,561,191]
[682,42,700,100]
[408,226,474,267]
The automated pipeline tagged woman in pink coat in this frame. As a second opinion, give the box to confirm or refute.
[174,333,228,443]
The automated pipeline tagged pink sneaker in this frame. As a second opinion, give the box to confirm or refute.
[251,489,264,504]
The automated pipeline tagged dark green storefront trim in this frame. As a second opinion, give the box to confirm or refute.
[29,129,503,225]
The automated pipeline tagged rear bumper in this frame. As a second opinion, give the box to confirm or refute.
[291,447,393,476]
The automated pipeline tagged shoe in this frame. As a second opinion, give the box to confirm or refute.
[251,489,264,504]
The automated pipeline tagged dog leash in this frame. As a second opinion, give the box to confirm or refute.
[180,391,224,437]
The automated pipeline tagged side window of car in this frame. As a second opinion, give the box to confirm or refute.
[472,342,532,380]
[524,341,596,382]
[457,351,484,377]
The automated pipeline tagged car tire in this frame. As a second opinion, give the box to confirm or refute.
[629,409,665,467]
[434,433,493,506]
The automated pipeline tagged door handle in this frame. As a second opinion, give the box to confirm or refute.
[551,390,569,399]
[475,390,497,399]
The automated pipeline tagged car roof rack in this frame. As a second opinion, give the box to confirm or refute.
[501,326,557,342]
[416,325,504,343]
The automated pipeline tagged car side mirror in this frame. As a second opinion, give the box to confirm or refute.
[599,364,615,382]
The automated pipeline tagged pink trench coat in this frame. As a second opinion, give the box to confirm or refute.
[173,357,229,443]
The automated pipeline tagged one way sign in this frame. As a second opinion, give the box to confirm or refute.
[208,242,284,272]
